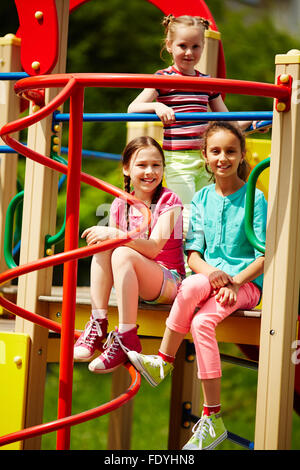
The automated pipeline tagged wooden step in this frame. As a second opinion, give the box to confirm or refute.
[0,285,261,346]
[39,286,261,346]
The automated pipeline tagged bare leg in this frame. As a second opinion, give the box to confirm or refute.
[88,246,165,373]
[160,330,221,406]
[74,249,113,361]
[159,326,185,358]
[201,377,221,406]
[90,249,114,310]
[111,246,164,325]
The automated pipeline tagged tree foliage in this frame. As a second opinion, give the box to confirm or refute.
[1,1,300,282]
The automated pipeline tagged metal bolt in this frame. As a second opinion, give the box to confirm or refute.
[13,356,22,366]
[31,61,40,71]
[35,11,44,21]
[276,102,286,112]
[279,74,290,84]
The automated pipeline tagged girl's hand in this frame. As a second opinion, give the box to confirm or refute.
[81,226,124,245]
[154,103,176,126]
[208,270,233,290]
[214,283,240,307]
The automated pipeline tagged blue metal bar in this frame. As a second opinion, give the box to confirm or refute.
[227,431,254,450]
[0,146,19,153]
[189,411,254,450]
[0,145,122,160]
[0,72,29,80]
[54,111,273,123]
[245,119,272,134]
[220,353,258,371]
[60,146,121,161]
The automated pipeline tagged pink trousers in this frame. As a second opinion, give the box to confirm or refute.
[166,274,260,379]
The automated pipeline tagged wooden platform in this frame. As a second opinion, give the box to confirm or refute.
[41,286,261,348]
[1,285,261,349]
[0,284,261,449]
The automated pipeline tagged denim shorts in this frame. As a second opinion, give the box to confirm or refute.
[142,265,184,305]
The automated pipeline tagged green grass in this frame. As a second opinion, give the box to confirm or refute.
[41,344,300,450]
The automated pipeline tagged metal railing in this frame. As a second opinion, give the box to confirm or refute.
[0,72,290,449]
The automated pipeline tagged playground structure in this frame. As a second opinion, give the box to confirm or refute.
[0,0,299,451]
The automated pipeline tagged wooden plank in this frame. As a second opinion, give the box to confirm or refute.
[39,285,262,316]
[168,341,201,450]
[0,284,261,350]
[254,53,300,450]
[14,0,70,450]
[0,35,22,276]
[107,366,134,450]
[39,286,261,344]
[196,29,221,78]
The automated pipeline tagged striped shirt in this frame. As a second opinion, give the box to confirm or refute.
[155,66,220,151]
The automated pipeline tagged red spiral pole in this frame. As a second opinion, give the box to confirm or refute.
[0,362,140,447]
[56,81,84,450]
[0,71,291,449]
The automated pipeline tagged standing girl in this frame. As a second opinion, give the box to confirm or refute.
[128,15,252,233]
[73,136,185,374]
[128,122,267,450]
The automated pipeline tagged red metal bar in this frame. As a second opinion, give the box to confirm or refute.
[12,73,290,101]
[0,234,148,343]
[56,84,84,449]
[2,133,150,224]
[2,77,77,138]
[0,362,140,448]
[0,73,151,448]
[0,234,148,288]
[0,70,288,449]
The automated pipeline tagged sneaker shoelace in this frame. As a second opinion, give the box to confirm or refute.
[102,330,129,362]
[82,319,104,347]
[147,355,168,380]
[192,415,216,450]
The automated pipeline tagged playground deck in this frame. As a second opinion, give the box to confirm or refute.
[0,284,261,357]
[0,284,261,449]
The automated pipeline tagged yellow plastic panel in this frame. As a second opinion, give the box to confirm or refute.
[0,332,30,450]
[246,138,271,200]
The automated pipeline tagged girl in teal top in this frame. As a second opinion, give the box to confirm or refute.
[128,121,267,450]
[186,181,266,293]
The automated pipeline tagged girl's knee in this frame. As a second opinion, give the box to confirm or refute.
[111,245,136,268]
[92,249,112,264]
[191,312,217,333]
[180,273,211,299]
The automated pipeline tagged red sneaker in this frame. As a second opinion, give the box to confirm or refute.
[88,326,142,373]
[74,317,108,361]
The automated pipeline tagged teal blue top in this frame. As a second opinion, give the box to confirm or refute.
[185,183,267,291]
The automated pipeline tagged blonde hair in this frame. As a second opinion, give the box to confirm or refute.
[161,15,210,57]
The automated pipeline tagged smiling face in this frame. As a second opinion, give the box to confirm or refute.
[123,146,164,201]
[204,129,245,184]
[166,25,204,75]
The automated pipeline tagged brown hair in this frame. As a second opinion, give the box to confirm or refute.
[122,136,165,231]
[161,15,210,58]
[203,121,250,182]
